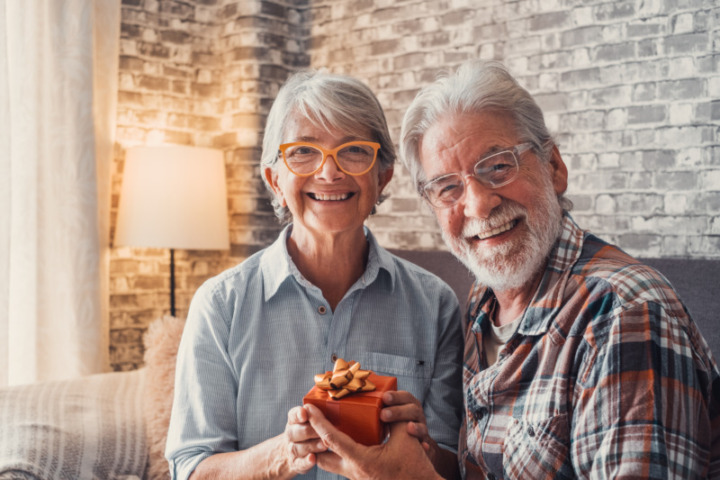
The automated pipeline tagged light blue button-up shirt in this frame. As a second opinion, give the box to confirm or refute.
[166,226,463,479]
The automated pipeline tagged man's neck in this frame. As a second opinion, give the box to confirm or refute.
[492,270,543,327]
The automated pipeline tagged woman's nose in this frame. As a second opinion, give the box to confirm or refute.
[315,153,345,180]
[462,176,502,219]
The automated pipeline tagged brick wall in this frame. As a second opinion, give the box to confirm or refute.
[310,0,720,259]
[110,0,719,370]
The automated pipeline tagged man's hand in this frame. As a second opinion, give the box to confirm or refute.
[282,405,328,475]
[380,391,459,479]
[305,403,442,480]
[380,391,431,447]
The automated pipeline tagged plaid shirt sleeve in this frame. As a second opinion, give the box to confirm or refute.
[570,273,720,478]
[460,214,720,480]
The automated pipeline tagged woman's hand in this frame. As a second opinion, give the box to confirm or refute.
[282,406,328,475]
[305,404,441,480]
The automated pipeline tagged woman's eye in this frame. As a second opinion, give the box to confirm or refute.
[345,145,371,155]
[288,146,320,159]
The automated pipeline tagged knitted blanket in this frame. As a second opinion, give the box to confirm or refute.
[0,369,147,480]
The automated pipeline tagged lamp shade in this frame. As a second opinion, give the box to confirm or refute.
[114,145,230,251]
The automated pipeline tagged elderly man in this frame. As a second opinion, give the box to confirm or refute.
[304,60,720,479]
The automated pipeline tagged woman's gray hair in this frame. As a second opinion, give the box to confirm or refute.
[400,60,571,210]
[261,69,396,224]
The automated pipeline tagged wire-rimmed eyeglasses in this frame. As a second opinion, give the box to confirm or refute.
[419,142,534,209]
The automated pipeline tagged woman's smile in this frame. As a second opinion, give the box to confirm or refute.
[307,191,355,202]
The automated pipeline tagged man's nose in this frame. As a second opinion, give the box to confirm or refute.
[462,175,501,219]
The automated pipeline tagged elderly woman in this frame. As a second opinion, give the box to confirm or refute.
[165,70,463,480]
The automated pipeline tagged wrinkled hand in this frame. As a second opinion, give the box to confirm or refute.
[380,391,440,461]
[282,405,328,475]
[305,403,441,480]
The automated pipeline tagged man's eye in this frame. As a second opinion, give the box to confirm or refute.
[433,182,461,198]
[491,163,513,172]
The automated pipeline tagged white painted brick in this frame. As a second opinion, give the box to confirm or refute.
[571,48,591,67]
[596,194,617,214]
[545,112,560,134]
[709,77,720,97]
[572,6,594,26]
[668,56,695,78]
[478,43,496,60]
[676,148,704,168]
[598,152,620,169]
[672,13,694,34]
[664,193,688,215]
[661,236,690,256]
[711,216,720,235]
[702,171,720,190]
[601,24,623,43]
[606,108,628,130]
[669,103,694,125]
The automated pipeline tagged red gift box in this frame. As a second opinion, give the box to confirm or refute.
[303,372,397,445]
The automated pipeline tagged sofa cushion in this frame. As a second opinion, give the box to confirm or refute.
[0,369,147,480]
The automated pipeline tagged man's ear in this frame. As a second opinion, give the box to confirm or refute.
[548,145,568,196]
[264,166,286,207]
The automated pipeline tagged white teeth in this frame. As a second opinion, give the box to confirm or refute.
[313,193,349,201]
[475,220,516,240]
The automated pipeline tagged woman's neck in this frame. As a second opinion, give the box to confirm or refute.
[286,225,369,310]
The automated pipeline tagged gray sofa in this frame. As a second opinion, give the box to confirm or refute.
[392,250,720,358]
[1,250,718,479]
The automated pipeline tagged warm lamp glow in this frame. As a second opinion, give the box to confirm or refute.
[114,145,230,317]
[115,145,230,251]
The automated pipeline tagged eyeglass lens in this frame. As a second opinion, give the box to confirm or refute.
[284,143,376,175]
[424,150,519,207]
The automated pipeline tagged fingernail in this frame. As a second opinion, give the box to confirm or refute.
[383,391,392,402]
[381,409,391,421]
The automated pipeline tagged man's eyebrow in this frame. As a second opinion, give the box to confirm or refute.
[478,145,507,159]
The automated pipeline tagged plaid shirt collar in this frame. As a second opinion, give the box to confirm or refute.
[469,212,585,336]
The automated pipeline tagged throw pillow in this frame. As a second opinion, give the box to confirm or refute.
[143,315,186,480]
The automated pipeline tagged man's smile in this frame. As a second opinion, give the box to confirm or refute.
[467,219,519,241]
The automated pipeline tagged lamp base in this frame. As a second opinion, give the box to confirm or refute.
[170,248,176,318]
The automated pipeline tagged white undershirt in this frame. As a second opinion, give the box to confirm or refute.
[483,313,522,366]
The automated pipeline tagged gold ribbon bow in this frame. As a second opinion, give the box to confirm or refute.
[314,358,376,399]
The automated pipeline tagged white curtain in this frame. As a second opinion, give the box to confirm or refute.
[0,0,120,386]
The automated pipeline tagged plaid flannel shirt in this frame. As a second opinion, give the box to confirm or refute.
[460,213,720,479]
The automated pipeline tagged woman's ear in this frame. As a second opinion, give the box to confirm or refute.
[264,166,286,207]
[378,166,394,195]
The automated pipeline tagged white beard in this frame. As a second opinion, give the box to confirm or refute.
[442,178,563,293]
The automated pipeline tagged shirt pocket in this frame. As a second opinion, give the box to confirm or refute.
[356,351,431,402]
[503,413,572,479]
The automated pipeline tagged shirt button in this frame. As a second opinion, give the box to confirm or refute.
[527,425,535,437]
[318,305,327,314]
[331,353,338,362]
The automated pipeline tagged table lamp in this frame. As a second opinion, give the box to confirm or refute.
[114,145,230,317]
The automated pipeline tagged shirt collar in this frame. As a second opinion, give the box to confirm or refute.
[260,225,394,301]
[518,212,585,336]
